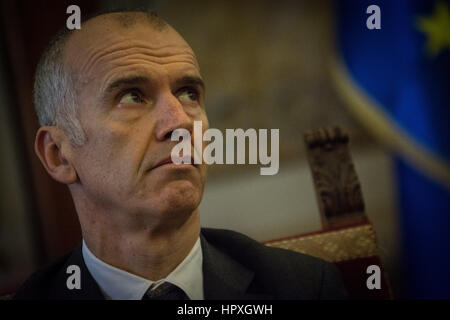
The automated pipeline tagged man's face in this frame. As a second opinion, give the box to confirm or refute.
[64,16,209,220]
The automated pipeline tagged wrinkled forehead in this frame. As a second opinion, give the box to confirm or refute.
[63,13,199,76]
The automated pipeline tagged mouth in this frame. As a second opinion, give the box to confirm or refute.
[152,155,196,170]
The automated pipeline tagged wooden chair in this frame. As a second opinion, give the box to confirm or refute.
[265,126,392,299]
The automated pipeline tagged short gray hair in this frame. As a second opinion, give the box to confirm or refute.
[33,9,168,146]
[34,27,86,146]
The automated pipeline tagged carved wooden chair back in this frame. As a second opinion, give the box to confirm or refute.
[265,126,392,299]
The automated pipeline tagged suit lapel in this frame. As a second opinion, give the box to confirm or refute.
[200,233,272,300]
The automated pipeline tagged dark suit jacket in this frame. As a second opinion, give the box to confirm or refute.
[13,228,347,300]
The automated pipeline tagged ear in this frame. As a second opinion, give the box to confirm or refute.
[34,126,77,184]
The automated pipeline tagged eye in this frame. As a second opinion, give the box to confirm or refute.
[119,90,144,105]
[178,88,199,103]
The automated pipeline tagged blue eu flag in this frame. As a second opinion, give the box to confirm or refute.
[335,0,450,298]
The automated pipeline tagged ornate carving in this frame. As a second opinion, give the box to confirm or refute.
[304,126,366,228]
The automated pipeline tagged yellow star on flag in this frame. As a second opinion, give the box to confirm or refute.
[417,1,450,56]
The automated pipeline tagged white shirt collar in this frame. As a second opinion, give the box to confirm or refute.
[82,238,203,300]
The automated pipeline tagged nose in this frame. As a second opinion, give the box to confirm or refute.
[154,92,193,141]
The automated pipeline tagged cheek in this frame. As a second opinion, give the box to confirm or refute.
[74,148,119,188]
[88,118,149,159]
[200,110,209,127]
[200,112,210,143]
[74,128,140,184]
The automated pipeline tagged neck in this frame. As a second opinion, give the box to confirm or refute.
[79,206,201,281]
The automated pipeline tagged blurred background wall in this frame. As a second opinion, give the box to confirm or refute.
[0,29,36,293]
[2,0,448,299]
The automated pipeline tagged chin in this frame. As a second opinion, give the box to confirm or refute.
[153,180,203,217]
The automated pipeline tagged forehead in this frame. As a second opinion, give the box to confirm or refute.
[63,14,200,81]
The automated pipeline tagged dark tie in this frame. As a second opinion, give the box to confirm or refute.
[141,282,189,300]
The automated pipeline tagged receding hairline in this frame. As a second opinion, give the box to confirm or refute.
[58,10,170,59]
[60,11,184,91]
[82,10,169,31]
[63,10,171,52]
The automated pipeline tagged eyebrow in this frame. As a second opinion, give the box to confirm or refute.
[175,76,205,91]
[104,76,149,96]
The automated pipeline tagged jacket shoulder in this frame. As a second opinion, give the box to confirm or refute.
[201,227,329,267]
[201,228,348,299]
[13,251,74,300]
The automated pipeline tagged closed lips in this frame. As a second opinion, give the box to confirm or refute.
[153,156,194,169]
